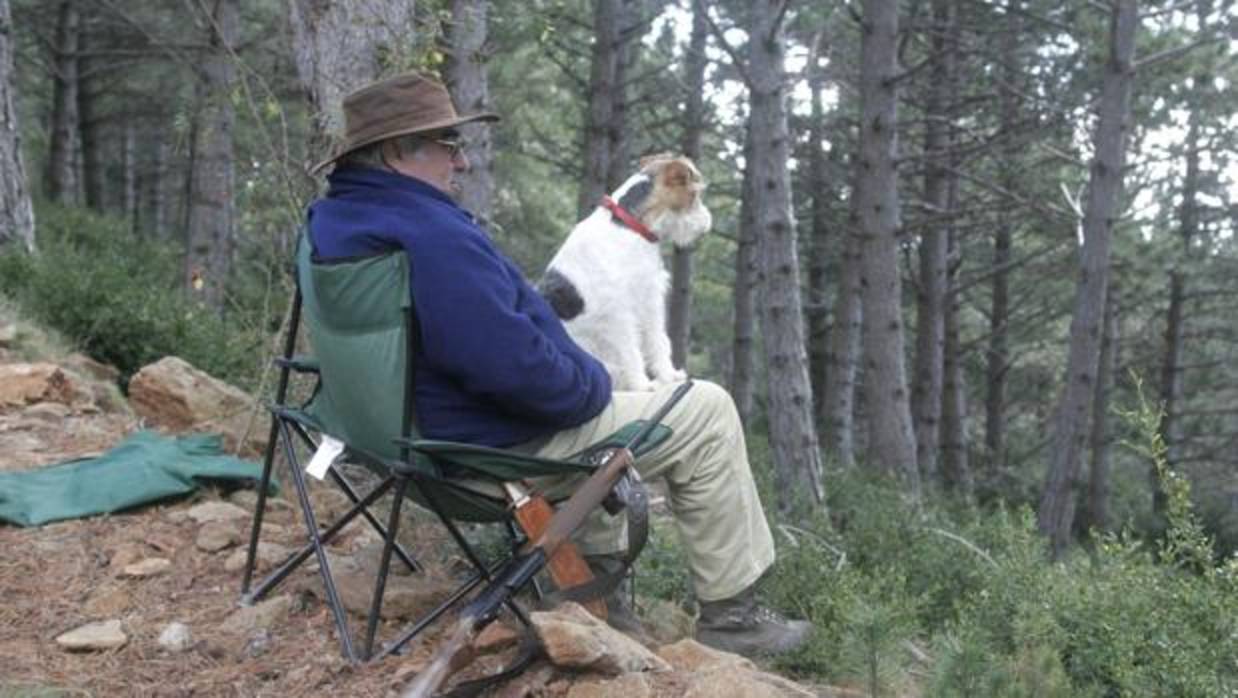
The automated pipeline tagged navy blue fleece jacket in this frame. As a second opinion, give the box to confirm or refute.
[307,166,611,447]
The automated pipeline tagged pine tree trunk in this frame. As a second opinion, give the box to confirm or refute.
[824,208,861,467]
[1038,0,1137,558]
[45,0,79,204]
[0,0,34,252]
[805,69,831,436]
[123,122,136,232]
[667,3,707,370]
[730,125,757,424]
[1081,289,1119,534]
[446,0,496,225]
[748,0,824,511]
[578,0,623,217]
[151,134,168,239]
[857,0,920,496]
[912,0,956,482]
[941,224,971,495]
[985,0,1021,496]
[288,0,417,165]
[78,15,105,212]
[184,0,239,309]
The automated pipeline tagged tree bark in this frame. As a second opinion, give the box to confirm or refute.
[985,0,1021,496]
[287,0,417,167]
[730,123,757,423]
[0,0,34,252]
[667,1,708,371]
[912,0,956,482]
[1038,0,1137,558]
[856,0,920,496]
[446,0,496,225]
[184,0,240,309]
[1081,288,1119,535]
[45,0,79,204]
[123,122,136,231]
[805,64,831,436]
[941,220,971,495]
[577,0,623,217]
[748,0,824,511]
[823,201,861,467]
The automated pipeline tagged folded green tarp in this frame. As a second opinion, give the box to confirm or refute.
[0,430,272,527]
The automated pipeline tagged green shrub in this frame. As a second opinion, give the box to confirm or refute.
[0,205,266,387]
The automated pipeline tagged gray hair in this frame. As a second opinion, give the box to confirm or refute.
[337,133,430,170]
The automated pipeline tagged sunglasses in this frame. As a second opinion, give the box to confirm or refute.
[432,134,465,159]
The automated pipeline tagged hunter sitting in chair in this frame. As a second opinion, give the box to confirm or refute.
[305,71,811,658]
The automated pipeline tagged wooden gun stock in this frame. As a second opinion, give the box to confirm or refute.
[504,482,607,619]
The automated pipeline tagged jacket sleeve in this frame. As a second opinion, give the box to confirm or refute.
[406,226,612,428]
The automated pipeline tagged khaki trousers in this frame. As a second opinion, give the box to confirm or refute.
[526,380,775,602]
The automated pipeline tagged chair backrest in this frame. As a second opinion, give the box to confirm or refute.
[297,234,416,462]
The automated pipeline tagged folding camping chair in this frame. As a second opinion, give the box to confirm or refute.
[237,233,667,664]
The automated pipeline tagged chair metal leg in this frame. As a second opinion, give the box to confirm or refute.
[240,413,283,595]
[363,476,409,659]
[278,419,358,662]
[288,421,422,574]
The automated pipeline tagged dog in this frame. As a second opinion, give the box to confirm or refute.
[538,153,711,391]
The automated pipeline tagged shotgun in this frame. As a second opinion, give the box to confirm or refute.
[401,381,693,698]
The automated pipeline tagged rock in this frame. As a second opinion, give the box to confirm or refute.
[158,622,194,653]
[107,544,145,574]
[186,501,250,524]
[229,489,293,513]
[0,363,89,410]
[532,602,671,676]
[333,564,458,621]
[656,639,754,672]
[56,619,128,651]
[473,622,519,654]
[20,401,72,422]
[242,628,272,658]
[681,665,817,698]
[224,542,292,573]
[120,557,172,578]
[196,521,241,552]
[63,352,120,383]
[220,595,292,635]
[127,356,265,456]
[0,322,15,347]
[566,672,652,698]
[83,587,132,617]
[493,663,557,698]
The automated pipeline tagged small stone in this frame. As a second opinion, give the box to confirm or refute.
[186,501,251,524]
[243,628,272,658]
[83,587,132,617]
[121,557,172,578]
[107,544,145,573]
[158,622,194,653]
[196,521,241,552]
[56,619,128,651]
[220,594,292,635]
[224,542,292,573]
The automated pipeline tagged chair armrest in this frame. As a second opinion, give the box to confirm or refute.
[274,355,320,373]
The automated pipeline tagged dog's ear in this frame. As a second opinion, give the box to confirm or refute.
[659,159,695,190]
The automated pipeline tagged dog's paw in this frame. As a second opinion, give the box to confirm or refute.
[652,368,687,386]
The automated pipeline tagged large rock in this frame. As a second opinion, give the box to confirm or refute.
[224,542,292,573]
[186,501,250,525]
[56,619,128,651]
[127,356,265,456]
[679,665,817,698]
[656,639,754,672]
[566,672,652,698]
[332,559,460,621]
[0,362,91,410]
[532,602,671,676]
[220,594,293,635]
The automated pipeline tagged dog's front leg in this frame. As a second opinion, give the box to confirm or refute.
[640,300,686,386]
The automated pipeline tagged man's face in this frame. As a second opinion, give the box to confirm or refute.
[386,130,469,196]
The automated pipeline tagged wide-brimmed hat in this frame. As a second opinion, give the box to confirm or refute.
[311,72,499,174]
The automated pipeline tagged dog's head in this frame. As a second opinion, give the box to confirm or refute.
[611,153,711,248]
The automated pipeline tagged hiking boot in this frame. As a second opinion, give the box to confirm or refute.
[585,554,652,643]
[695,584,811,657]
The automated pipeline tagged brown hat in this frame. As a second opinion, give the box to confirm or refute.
[311,72,499,174]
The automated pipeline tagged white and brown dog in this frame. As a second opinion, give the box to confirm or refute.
[539,154,711,391]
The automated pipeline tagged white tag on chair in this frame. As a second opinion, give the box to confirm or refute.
[306,435,345,480]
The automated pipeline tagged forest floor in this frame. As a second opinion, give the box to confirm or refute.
[0,316,844,697]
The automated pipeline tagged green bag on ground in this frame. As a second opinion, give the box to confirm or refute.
[0,430,270,527]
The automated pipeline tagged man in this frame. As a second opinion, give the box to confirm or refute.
[307,72,810,657]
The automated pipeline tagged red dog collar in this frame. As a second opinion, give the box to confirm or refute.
[600,196,658,243]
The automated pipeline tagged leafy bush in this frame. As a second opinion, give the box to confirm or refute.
[0,205,266,387]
